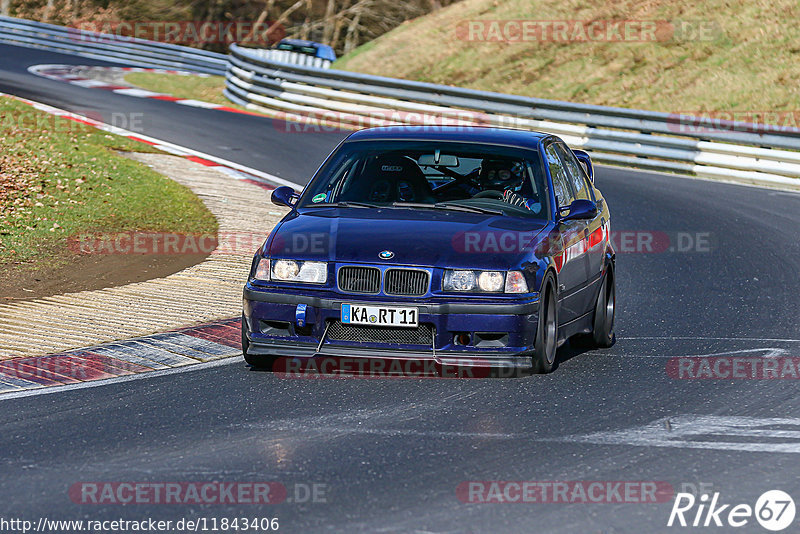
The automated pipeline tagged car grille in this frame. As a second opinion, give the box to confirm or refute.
[384,269,429,296]
[326,321,434,345]
[338,266,381,294]
[338,266,430,295]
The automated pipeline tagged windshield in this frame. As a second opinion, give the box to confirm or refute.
[298,140,550,219]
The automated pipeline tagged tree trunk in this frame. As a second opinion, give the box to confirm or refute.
[264,0,305,41]
[43,0,55,22]
[321,0,336,44]
[244,0,277,45]
[344,11,361,54]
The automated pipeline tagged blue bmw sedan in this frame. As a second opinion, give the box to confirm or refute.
[242,126,615,373]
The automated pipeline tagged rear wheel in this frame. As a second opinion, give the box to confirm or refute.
[531,274,558,374]
[591,267,616,348]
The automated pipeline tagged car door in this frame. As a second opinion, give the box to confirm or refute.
[545,142,590,325]
[555,142,607,314]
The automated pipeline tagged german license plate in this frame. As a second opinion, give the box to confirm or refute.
[341,304,418,328]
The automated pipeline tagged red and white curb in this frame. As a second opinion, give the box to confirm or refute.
[0,318,242,395]
[26,63,362,133]
[28,64,261,115]
[2,90,301,191]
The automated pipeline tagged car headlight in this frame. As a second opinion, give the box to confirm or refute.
[442,270,504,293]
[254,258,270,280]
[272,259,327,284]
[443,270,529,294]
[443,270,477,291]
[478,271,504,292]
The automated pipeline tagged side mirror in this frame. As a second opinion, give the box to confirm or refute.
[271,186,298,208]
[559,199,598,221]
[572,149,594,183]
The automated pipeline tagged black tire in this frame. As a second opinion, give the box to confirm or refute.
[531,274,558,374]
[591,266,616,348]
[241,315,276,370]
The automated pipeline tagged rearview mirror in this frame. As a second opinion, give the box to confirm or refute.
[559,199,597,221]
[271,186,298,208]
[418,153,459,167]
[572,149,594,183]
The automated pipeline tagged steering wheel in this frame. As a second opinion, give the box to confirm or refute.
[473,190,504,200]
[433,166,481,191]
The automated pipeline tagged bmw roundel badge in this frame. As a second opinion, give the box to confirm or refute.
[379,250,394,260]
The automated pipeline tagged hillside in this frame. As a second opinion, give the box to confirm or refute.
[334,0,800,113]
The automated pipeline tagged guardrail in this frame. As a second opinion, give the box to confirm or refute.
[226,43,800,187]
[0,16,227,75]
[244,48,332,69]
[2,17,798,187]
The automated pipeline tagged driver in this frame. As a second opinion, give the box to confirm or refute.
[478,160,539,211]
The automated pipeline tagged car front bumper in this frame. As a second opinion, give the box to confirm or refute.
[243,286,539,369]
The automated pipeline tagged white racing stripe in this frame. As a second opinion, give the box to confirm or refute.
[557,415,800,454]
[620,336,800,343]
[609,347,796,359]
[110,88,166,97]
[175,99,224,108]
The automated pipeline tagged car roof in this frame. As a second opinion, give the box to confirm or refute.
[345,126,551,149]
[276,39,337,61]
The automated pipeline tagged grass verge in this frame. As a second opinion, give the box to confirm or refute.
[0,96,218,270]
[124,72,240,108]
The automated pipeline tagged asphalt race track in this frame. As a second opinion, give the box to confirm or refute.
[2,42,800,533]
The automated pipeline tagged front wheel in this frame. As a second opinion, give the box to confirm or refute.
[531,274,558,374]
[241,315,276,370]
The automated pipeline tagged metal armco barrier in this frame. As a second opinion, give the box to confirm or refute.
[246,48,332,69]
[0,16,227,75]
[2,16,798,187]
[226,43,800,187]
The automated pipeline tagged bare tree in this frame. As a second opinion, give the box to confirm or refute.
[11,0,457,54]
[43,0,55,21]
[321,0,336,43]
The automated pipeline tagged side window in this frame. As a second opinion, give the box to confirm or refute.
[545,144,574,209]
[555,143,592,201]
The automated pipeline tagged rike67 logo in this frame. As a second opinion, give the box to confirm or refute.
[668,490,795,531]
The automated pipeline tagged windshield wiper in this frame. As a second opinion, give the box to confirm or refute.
[391,202,437,209]
[390,201,505,215]
[434,202,505,215]
[329,201,380,208]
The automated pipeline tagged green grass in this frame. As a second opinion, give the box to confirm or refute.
[124,72,238,108]
[333,0,800,113]
[0,97,218,267]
